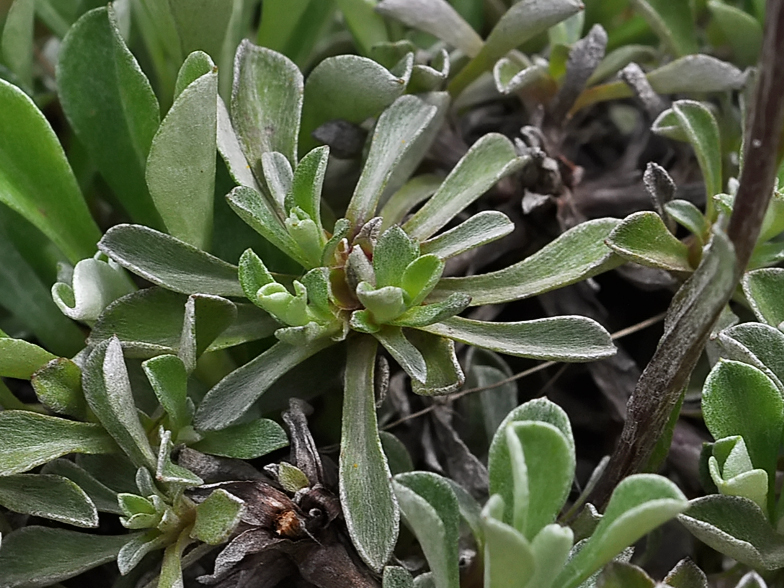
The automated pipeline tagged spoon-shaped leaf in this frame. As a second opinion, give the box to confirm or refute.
[743,268,784,326]
[340,336,399,572]
[0,473,98,528]
[605,211,692,272]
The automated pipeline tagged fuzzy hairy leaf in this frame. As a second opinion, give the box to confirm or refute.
[0,473,98,527]
[192,418,289,458]
[0,338,56,379]
[420,211,514,259]
[606,211,692,272]
[743,268,784,326]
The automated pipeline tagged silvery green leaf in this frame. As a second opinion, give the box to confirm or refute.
[718,323,784,392]
[393,472,460,588]
[678,495,784,570]
[556,474,687,588]
[550,25,608,122]
[143,354,191,432]
[376,0,483,58]
[146,57,218,250]
[173,50,213,99]
[195,338,334,430]
[99,224,244,297]
[227,185,310,267]
[0,473,98,527]
[528,524,574,588]
[340,336,399,572]
[158,528,191,588]
[277,461,311,492]
[404,134,523,241]
[444,478,484,547]
[117,529,168,575]
[191,418,288,459]
[0,526,135,587]
[191,488,244,545]
[31,357,87,420]
[419,315,615,361]
[481,495,535,588]
[702,360,784,504]
[384,566,415,588]
[647,54,747,94]
[287,147,328,236]
[448,0,583,95]
[232,40,303,168]
[421,211,514,259]
[0,337,56,379]
[665,200,708,242]
[41,458,122,515]
[156,428,203,487]
[380,431,414,475]
[90,288,276,358]
[743,268,784,326]
[709,436,768,511]
[374,225,419,288]
[493,58,551,95]
[379,175,442,229]
[300,54,413,153]
[52,255,136,322]
[432,218,622,306]
[409,50,451,93]
[406,329,464,396]
[82,337,157,470]
[0,411,116,476]
[390,294,472,328]
[374,326,427,383]
[346,95,438,229]
[605,211,692,272]
[168,0,232,61]
[661,558,708,588]
[402,255,444,307]
[216,96,260,191]
[178,294,237,371]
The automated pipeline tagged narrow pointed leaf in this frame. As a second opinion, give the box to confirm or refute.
[376,0,483,58]
[404,134,522,240]
[432,218,622,305]
[192,418,289,458]
[300,54,412,153]
[420,316,615,361]
[99,224,244,297]
[374,326,427,383]
[340,336,399,572]
[83,338,157,469]
[227,185,309,267]
[665,200,708,241]
[57,6,162,229]
[178,294,237,370]
[420,211,514,259]
[158,529,191,588]
[0,411,116,476]
[143,354,190,432]
[217,97,260,191]
[448,0,583,95]
[195,339,333,430]
[375,226,420,289]
[606,211,692,272]
[0,526,134,587]
[346,95,438,228]
[287,145,329,229]
[0,77,101,263]
[556,474,688,588]
[147,63,217,249]
[0,474,98,527]
[232,40,303,168]
[393,472,460,588]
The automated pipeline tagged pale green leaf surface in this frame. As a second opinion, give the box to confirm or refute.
[678,495,784,570]
[192,488,244,545]
[143,354,190,432]
[481,501,535,588]
[556,474,688,588]
[605,211,692,272]
[379,174,442,229]
[0,526,134,588]
[0,473,98,527]
[232,40,303,168]
[174,50,214,99]
[0,411,116,476]
[646,55,746,94]
[57,6,162,229]
[384,566,415,588]
[0,77,101,263]
[52,256,136,323]
[448,0,583,95]
[192,418,289,458]
[406,330,464,396]
[178,294,237,370]
[419,316,615,361]
[380,431,414,475]
[376,0,483,57]
[375,326,427,383]
[390,294,472,329]
[528,523,574,588]
[596,561,656,588]
[404,134,522,240]
[702,360,784,497]
[333,0,389,55]
[216,96,260,191]
[432,218,622,305]
[147,66,218,249]
[195,338,333,430]
[393,472,460,588]
[662,558,709,588]
[0,338,56,379]
[420,211,514,259]
[169,0,233,60]
[340,336,399,572]
[262,151,293,210]
[300,54,411,153]
[99,224,244,297]
[374,226,419,288]
[346,95,438,228]
[743,268,784,326]
[31,357,87,419]
[488,398,574,526]
[665,200,708,241]
[718,323,784,392]
[708,1,762,66]
[82,338,157,470]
